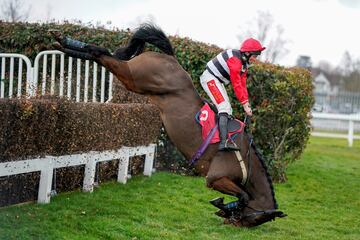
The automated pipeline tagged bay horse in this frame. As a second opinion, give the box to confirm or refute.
[51,24,285,227]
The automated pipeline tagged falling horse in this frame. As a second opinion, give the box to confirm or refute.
[52,24,286,227]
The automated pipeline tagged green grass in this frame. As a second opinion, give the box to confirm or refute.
[0,137,359,240]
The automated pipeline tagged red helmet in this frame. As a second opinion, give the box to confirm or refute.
[240,38,266,53]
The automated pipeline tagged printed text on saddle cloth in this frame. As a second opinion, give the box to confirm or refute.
[198,103,244,144]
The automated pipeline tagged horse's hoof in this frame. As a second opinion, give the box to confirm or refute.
[223,218,231,225]
[209,197,224,207]
[215,209,227,218]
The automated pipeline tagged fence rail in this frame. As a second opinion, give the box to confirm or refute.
[311,112,360,146]
[0,145,156,204]
[0,51,113,102]
[1,51,156,207]
[0,53,34,97]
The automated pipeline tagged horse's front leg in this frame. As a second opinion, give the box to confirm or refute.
[207,176,249,219]
[76,45,138,93]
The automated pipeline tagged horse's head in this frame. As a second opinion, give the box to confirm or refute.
[233,208,287,227]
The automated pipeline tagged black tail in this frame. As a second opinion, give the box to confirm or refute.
[114,23,174,60]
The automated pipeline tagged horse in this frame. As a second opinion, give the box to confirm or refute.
[51,24,286,227]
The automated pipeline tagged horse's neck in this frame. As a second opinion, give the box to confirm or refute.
[149,89,203,159]
[245,141,277,210]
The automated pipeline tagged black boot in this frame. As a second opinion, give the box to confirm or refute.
[218,113,239,151]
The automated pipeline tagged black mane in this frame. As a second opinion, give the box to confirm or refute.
[249,136,278,209]
[114,23,174,60]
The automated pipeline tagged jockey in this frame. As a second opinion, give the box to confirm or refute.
[200,38,265,151]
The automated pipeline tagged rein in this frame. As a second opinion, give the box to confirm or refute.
[243,116,253,186]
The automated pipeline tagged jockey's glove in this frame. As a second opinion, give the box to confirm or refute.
[242,102,253,116]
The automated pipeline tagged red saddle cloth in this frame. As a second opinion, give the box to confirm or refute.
[198,103,245,144]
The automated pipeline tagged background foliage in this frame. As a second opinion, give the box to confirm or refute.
[0,21,314,182]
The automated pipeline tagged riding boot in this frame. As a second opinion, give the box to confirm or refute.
[218,113,239,151]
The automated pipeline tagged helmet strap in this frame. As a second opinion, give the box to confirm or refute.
[240,52,251,72]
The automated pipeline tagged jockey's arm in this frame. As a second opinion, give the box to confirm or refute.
[227,57,249,105]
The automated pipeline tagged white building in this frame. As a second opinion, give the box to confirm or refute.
[313,72,338,95]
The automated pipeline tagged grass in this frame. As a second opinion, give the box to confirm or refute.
[0,137,359,240]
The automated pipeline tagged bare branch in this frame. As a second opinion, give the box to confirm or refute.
[237,11,290,64]
[1,0,31,22]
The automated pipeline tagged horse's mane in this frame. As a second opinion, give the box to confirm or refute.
[114,23,175,60]
[249,135,278,209]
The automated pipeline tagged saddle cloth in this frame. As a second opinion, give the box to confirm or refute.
[196,103,245,144]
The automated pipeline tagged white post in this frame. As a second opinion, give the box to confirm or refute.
[117,148,130,184]
[1,57,5,98]
[41,54,48,96]
[37,159,54,204]
[100,67,105,103]
[17,59,23,98]
[84,60,89,102]
[9,57,14,98]
[50,54,56,95]
[348,120,354,147]
[83,157,97,192]
[67,57,73,99]
[59,54,65,96]
[76,59,81,102]
[108,73,113,102]
[92,62,97,102]
[144,145,155,176]
[28,67,35,97]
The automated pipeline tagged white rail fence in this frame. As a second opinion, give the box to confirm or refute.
[0,144,156,204]
[311,112,360,147]
[0,51,157,205]
[0,50,113,102]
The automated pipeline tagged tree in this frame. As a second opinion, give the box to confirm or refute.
[237,11,290,64]
[0,0,31,22]
[338,52,360,92]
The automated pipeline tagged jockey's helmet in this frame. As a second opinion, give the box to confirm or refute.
[240,38,266,54]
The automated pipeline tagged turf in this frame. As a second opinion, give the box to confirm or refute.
[0,137,359,240]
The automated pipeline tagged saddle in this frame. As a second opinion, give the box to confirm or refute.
[190,102,245,165]
[196,102,245,144]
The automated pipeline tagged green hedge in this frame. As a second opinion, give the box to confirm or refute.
[0,97,161,206]
[239,63,313,182]
[0,98,161,161]
[0,21,314,182]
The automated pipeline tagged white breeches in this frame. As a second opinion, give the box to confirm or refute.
[200,70,232,115]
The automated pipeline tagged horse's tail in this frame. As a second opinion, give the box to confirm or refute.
[114,23,174,60]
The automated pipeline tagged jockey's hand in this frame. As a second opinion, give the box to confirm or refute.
[242,102,253,116]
